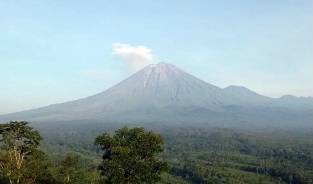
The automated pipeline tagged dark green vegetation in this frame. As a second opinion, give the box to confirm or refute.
[1,121,313,184]
[163,128,313,184]
[0,122,167,184]
[0,121,48,184]
[95,127,168,183]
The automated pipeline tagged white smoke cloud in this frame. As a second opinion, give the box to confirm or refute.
[113,43,156,72]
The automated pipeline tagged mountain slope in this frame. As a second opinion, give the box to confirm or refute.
[1,63,312,127]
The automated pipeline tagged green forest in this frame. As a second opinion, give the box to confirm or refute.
[1,121,313,184]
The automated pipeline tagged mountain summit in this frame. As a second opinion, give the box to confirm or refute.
[1,63,312,127]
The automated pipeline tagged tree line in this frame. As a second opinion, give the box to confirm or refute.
[0,121,168,184]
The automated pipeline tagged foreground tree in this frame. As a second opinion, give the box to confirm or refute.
[95,127,168,184]
[0,121,47,184]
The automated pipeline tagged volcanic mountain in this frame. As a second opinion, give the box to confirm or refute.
[1,63,312,127]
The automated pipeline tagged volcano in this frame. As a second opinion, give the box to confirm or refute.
[1,63,312,127]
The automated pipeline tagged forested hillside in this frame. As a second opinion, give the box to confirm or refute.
[1,121,310,184]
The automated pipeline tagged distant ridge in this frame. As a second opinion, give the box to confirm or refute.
[1,63,312,128]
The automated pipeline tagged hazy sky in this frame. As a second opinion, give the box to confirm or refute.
[0,0,312,114]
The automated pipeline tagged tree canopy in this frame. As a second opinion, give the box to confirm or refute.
[95,127,168,184]
[0,121,44,184]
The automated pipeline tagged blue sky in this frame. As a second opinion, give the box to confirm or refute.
[0,0,312,114]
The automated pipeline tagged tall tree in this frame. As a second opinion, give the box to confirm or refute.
[95,127,168,184]
[0,121,42,184]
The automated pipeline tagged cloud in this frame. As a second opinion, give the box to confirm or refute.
[113,43,156,72]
